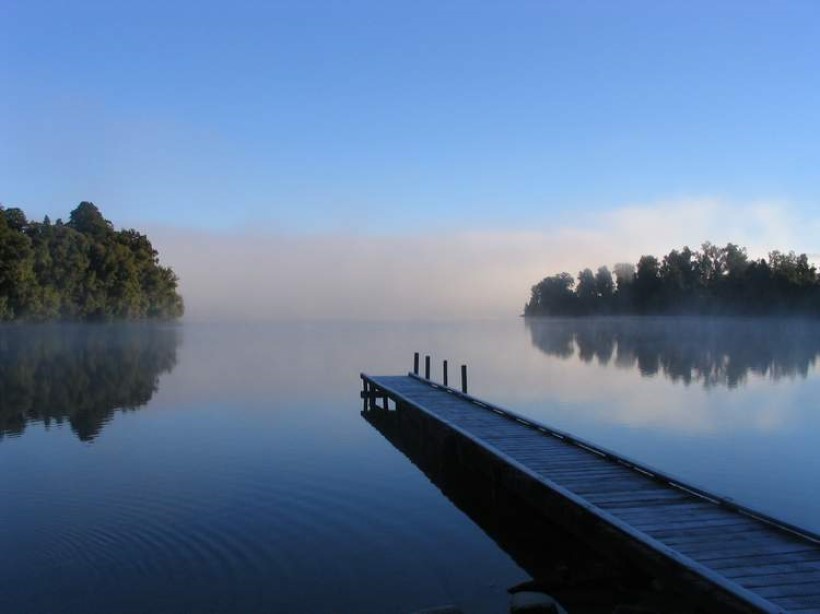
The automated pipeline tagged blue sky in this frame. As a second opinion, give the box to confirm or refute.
[3,1,820,319]
[3,1,819,234]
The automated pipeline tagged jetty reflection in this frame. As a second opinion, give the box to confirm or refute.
[362,403,665,612]
[0,324,180,441]
[526,317,820,388]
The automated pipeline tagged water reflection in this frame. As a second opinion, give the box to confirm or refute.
[360,404,706,612]
[526,317,820,388]
[0,324,180,441]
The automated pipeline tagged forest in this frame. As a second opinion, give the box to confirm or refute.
[0,202,183,320]
[525,243,820,317]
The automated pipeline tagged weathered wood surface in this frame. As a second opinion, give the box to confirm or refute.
[362,373,820,614]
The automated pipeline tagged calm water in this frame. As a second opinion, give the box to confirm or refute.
[2,318,820,613]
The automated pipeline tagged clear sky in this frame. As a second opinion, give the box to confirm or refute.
[2,1,819,318]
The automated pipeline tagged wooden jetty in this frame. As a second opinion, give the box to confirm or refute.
[361,357,820,614]
[363,399,666,611]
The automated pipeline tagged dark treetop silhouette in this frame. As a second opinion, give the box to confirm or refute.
[525,242,820,317]
[0,202,183,321]
[0,324,180,441]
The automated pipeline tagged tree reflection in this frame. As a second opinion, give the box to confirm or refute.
[0,324,180,441]
[526,317,820,388]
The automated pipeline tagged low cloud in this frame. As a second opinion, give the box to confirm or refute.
[149,198,819,321]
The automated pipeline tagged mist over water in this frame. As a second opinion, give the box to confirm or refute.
[151,199,817,322]
[2,318,820,613]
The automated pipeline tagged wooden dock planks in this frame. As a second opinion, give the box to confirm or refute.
[361,373,820,614]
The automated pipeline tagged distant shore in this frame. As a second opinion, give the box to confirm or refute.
[525,242,820,318]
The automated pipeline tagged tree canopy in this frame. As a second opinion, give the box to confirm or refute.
[524,242,820,317]
[0,202,184,321]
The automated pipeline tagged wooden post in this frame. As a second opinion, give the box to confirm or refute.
[461,364,468,394]
[425,355,431,379]
[413,352,419,375]
[443,360,448,386]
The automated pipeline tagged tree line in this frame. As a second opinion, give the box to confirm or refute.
[0,202,183,320]
[525,243,820,316]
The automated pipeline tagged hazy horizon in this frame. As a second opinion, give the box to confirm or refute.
[4,2,820,321]
[149,198,819,321]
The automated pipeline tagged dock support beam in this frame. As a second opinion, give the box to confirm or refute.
[461,365,468,394]
[443,360,448,386]
[425,355,431,379]
[413,352,419,375]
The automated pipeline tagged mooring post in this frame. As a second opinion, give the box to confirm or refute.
[425,355,431,379]
[461,364,468,394]
[443,360,448,386]
[413,352,419,375]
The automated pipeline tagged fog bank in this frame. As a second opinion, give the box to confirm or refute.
[150,199,818,321]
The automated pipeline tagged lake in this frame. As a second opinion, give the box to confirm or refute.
[2,318,819,613]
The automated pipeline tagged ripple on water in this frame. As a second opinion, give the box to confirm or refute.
[33,452,452,607]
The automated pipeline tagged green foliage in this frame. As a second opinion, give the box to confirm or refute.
[0,202,183,321]
[524,242,820,317]
[527,272,577,315]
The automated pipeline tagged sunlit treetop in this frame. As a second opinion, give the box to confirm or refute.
[0,201,183,321]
